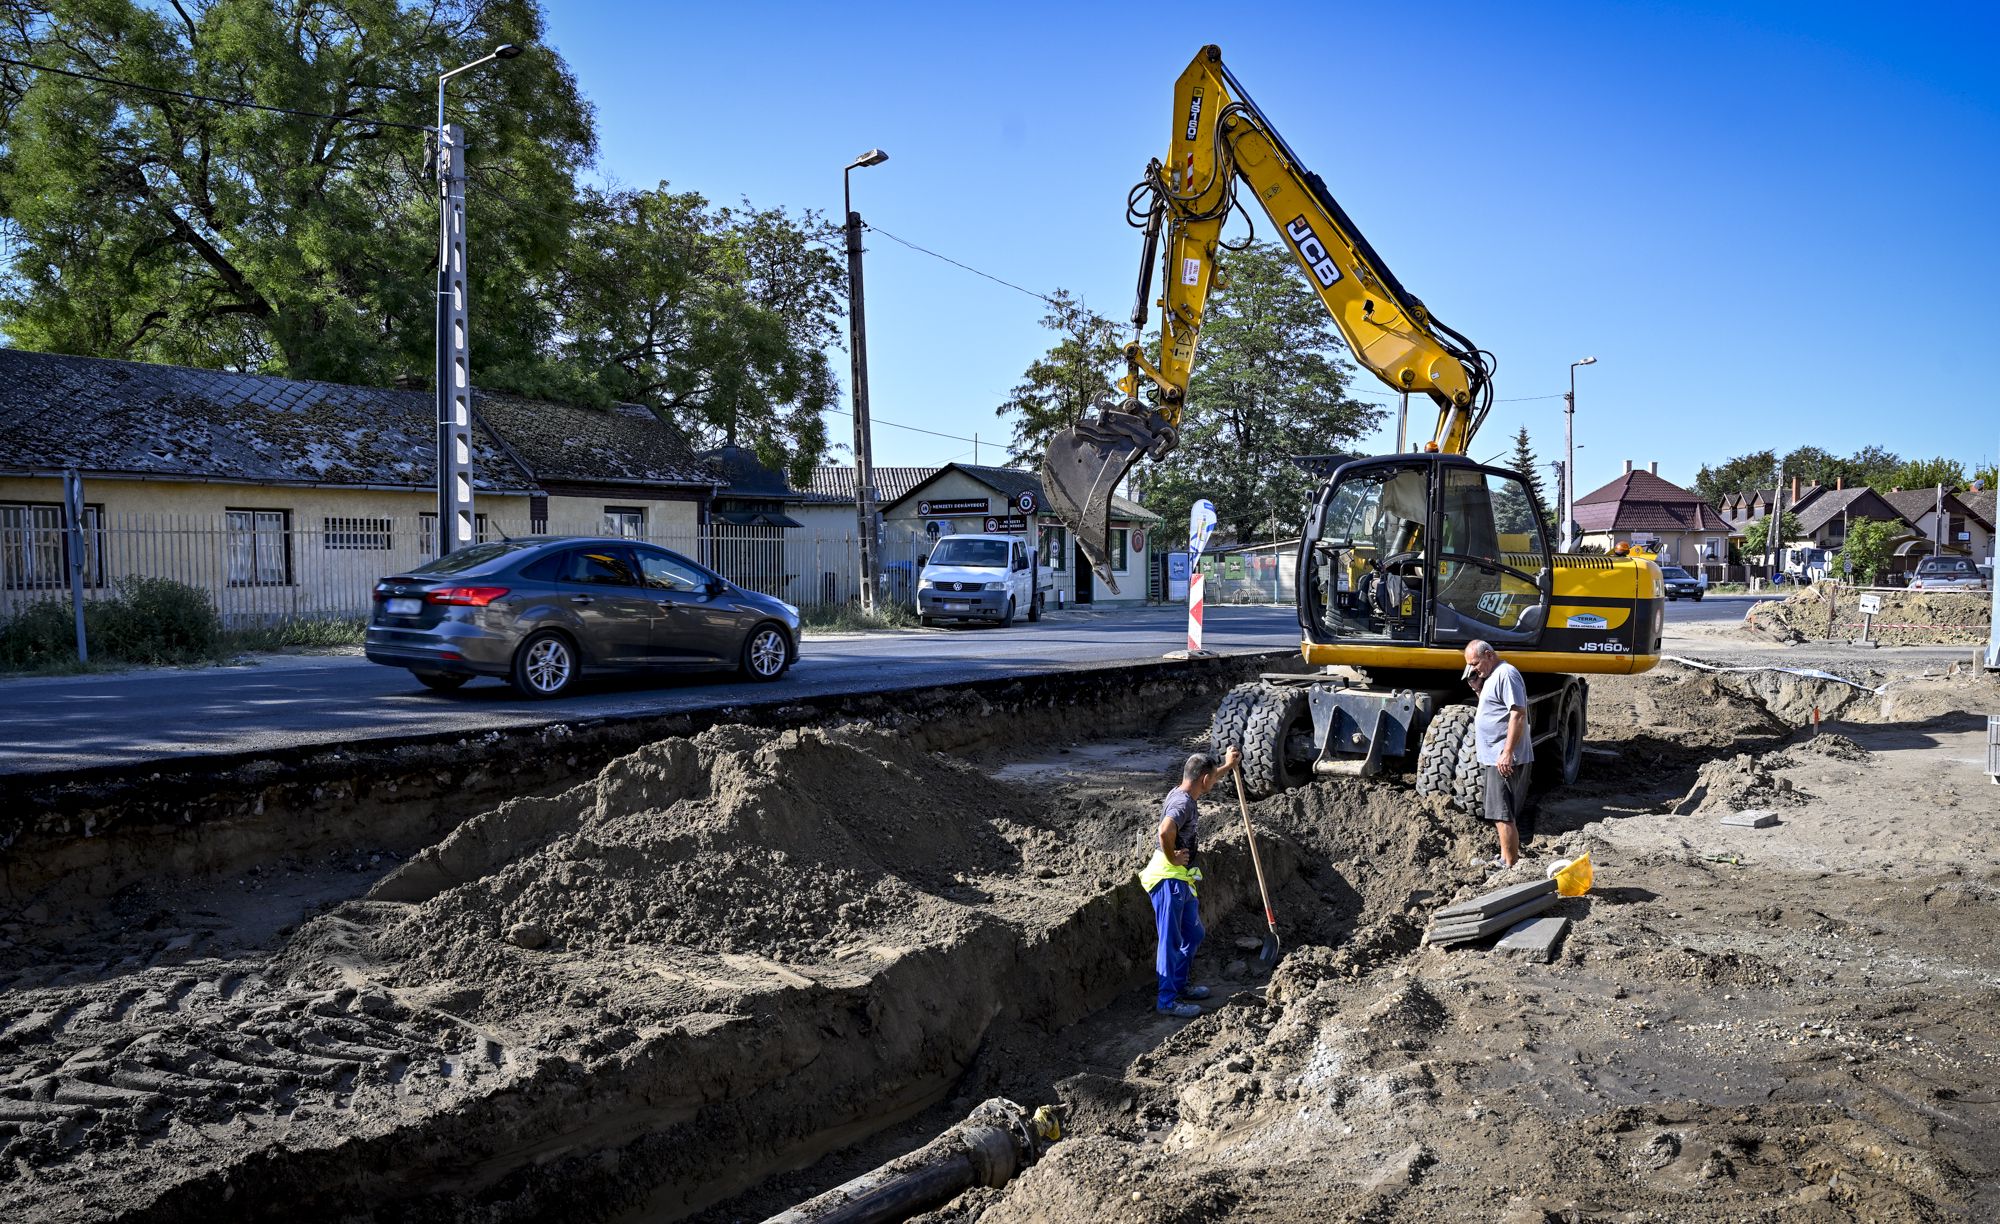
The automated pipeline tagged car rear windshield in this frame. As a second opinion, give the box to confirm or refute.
[1660,567,1691,579]
[409,540,539,576]
[929,539,1009,567]
[1917,559,1971,573]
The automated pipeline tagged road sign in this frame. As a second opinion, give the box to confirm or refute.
[919,498,987,517]
[1858,593,1882,616]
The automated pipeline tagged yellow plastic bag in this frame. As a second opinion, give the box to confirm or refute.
[1550,853,1593,897]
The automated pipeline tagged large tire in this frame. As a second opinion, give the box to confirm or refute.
[999,597,1015,629]
[1027,593,1042,623]
[1535,684,1586,788]
[1415,703,1482,815]
[1209,682,1311,799]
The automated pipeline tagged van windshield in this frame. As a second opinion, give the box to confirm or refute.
[929,538,1009,568]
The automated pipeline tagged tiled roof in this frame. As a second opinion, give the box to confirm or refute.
[0,349,533,491]
[474,393,711,489]
[1959,488,1995,530]
[1794,487,1888,534]
[881,462,1162,523]
[1876,487,1990,529]
[1571,469,1729,533]
[804,465,939,505]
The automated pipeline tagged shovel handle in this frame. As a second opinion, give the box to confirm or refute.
[1233,769,1278,933]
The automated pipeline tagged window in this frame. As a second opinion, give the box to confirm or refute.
[604,506,646,538]
[1431,468,1549,645]
[1109,528,1129,572]
[226,509,292,587]
[635,548,707,592]
[2,501,104,589]
[929,538,1009,567]
[560,547,639,586]
[1040,524,1067,572]
[323,516,392,550]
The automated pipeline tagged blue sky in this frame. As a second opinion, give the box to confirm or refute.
[543,1,1998,496]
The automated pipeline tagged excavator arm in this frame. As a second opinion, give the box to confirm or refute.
[1043,45,1494,586]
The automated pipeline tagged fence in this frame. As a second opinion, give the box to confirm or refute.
[0,512,925,628]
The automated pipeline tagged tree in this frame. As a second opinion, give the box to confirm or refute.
[994,290,1125,467]
[537,186,841,485]
[1974,463,1998,491]
[1845,445,1902,488]
[1885,456,1967,492]
[0,0,594,385]
[1835,517,1900,585]
[1692,450,1777,506]
[1741,509,1802,558]
[1132,241,1382,542]
[1506,426,1557,538]
[1779,445,1848,490]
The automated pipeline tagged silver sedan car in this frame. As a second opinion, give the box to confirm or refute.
[364,537,800,697]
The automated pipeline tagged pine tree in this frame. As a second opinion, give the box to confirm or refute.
[1508,426,1558,538]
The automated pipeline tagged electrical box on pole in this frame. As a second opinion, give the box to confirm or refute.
[435,122,475,556]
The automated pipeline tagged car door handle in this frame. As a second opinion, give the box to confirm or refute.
[570,595,594,605]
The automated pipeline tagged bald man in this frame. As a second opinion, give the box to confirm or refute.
[1463,639,1533,868]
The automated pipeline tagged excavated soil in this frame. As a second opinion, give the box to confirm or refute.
[3,659,1996,1223]
[1745,585,1990,645]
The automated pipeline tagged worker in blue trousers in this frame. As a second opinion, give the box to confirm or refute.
[1140,747,1240,1018]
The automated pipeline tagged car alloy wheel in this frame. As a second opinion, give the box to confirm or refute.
[746,626,788,679]
[522,635,573,695]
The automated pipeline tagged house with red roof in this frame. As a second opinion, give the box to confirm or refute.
[1572,461,1733,569]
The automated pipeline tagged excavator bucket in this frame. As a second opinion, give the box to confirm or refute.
[1040,398,1176,593]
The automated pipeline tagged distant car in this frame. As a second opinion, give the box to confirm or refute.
[1659,565,1704,601]
[364,537,800,697]
[1907,555,1988,591]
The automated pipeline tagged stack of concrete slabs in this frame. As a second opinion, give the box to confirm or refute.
[1425,878,1559,946]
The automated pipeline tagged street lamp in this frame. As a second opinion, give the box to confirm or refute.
[844,148,888,611]
[1562,356,1597,552]
[431,43,523,556]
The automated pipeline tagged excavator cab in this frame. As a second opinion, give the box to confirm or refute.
[1302,454,1554,655]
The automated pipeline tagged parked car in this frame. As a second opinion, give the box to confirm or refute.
[364,537,800,697]
[1658,565,1704,601]
[1907,555,1989,591]
[915,533,1053,627]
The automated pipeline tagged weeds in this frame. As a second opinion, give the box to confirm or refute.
[799,602,922,635]
[0,580,364,675]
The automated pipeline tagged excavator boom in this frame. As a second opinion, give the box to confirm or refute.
[1043,45,1493,583]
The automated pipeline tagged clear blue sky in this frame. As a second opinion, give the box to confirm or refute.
[543,1,1998,496]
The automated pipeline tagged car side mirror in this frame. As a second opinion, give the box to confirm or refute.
[918,555,927,567]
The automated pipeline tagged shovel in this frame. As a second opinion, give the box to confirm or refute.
[1232,770,1282,968]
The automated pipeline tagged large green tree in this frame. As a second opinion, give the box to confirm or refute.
[0,0,593,384]
[1131,240,1382,543]
[1742,509,1802,558]
[1886,455,1967,492]
[1692,450,1778,506]
[1506,425,1557,538]
[995,289,1125,467]
[1835,517,1900,585]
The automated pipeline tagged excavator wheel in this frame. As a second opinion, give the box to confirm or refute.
[1209,682,1312,799]
[1415,703,1482,816]
[1535,683,1587,789]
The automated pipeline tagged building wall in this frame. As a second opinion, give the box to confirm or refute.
[0,474,533,624]
[540,492,699,541]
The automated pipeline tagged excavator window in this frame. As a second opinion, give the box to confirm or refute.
[1430,467,1551,645]
[1308,462,1429,644]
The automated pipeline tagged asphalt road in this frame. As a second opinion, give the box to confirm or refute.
[1662,592,1782,625]
[0,605,1300,777]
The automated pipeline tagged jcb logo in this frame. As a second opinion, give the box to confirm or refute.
[1285,216,1342,288]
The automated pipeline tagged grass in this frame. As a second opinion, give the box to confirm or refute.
[0,615,369,678]
[798,602,923,635]
[220,617,368,653]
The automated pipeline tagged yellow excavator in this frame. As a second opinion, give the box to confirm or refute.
[1041,45,1663,805]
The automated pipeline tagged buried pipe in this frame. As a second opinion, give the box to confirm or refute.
[762,1098,1059,1224]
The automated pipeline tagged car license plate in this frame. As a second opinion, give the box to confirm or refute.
[387,597,422,616]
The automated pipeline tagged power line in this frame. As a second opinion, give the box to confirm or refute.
[824,404,981,445]
[0,53,434,131]
[863,223,1062,308]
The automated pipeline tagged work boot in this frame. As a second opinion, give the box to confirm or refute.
[1158,1001,1201,1019]
[1180,984,1211,1000]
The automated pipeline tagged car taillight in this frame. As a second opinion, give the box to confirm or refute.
[425,586,510,607]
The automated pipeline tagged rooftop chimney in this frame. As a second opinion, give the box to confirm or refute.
[1791,476,1800,500]
[1836,475,1843,490]
[1622,459,1634,476]
[1649,461,1659,476]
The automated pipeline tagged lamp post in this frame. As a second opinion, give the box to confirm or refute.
[844,148,888,610]
[432,43,522,556]
[1562,356,1596,551]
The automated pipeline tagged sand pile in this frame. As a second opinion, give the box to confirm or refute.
[1675,751,1810,814]
[1747,585,1990,646]
[370,725,1050,976]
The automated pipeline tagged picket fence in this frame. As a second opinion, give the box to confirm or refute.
[0,511,927,627]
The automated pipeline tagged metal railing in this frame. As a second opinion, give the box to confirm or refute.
[0,513,926,627]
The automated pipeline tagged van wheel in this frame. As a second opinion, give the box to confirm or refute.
[998,597,1015,628]
[512,631,578,699]
[1027,593,1042,623]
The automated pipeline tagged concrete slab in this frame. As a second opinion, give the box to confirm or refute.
[1434,878,1556,921]
[1495,916,1570,963]
[1720,809,1780,828]
[1425,892,1561,944]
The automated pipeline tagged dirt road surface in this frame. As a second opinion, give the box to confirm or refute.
[0,648,1993,1222]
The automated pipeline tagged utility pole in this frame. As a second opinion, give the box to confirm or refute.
[433,43,521,556]
[844,149,888,611]
[1564,357,1596,551]
[1767,461,1786,579]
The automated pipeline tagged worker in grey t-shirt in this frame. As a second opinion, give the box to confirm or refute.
[1462,639,1534,868]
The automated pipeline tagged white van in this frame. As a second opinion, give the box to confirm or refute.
[916,533,1053,627]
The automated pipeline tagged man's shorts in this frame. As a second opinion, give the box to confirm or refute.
[1482,764,1531,825]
